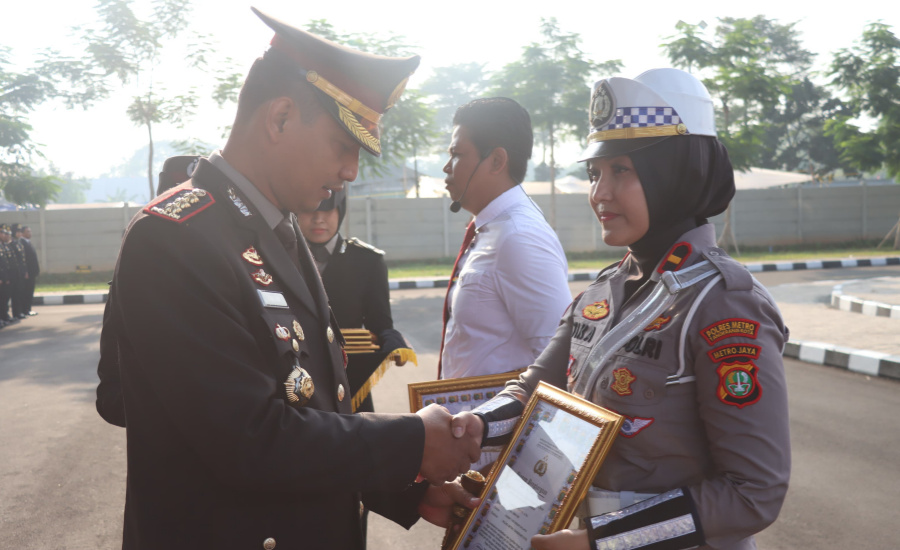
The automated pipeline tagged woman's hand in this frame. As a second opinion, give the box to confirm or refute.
[531,528,590,550]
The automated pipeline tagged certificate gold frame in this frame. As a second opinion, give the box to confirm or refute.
[407,370,524,414]
[450,381,623,550]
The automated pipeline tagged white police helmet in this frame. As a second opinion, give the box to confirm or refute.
[579,68,716,160]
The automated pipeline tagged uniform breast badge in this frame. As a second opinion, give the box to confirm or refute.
[582,300,610,321]
[292,320,305,341]
[274,324,291,341]
[644,315,671,332]
[285,365,315,405]
[242,246,264,266]
[251,269,273,286]
[610,367,636,396]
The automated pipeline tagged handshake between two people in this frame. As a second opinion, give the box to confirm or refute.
[414,405,485,529]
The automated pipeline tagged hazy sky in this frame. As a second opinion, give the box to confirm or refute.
[2,0,897,178]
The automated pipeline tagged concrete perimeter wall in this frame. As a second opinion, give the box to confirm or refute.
[2,185,899,274]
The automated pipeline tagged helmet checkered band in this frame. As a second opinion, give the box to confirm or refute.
[605,107,682,130]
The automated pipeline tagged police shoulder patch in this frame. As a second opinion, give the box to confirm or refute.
[716,361,762,408]
[346,237,384,255]
[701,318,760,345]
[144,183,215,223]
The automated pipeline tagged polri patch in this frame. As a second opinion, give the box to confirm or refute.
[582,300,610,321]
[701,318,760,345]
[716,361,762,408]
[657,242,692,273]
[707,343,762,363]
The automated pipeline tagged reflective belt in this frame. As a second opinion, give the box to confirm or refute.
[571,260,720,400]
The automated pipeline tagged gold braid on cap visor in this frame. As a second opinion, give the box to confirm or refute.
[304,70,382,126]
[337,102,381,154]
[588,122,688,143]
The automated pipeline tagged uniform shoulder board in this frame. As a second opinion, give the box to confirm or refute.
[144,182,215,223]
[703,247,753,291]
[346,237,384,255]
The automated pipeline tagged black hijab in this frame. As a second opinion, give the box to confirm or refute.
[620,135,735,297]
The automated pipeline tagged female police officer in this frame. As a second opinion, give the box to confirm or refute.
[466,68,791,550]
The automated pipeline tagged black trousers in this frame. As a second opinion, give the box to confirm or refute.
[0,280,11,321]
[23,275,35,313]
[10,276,24,317]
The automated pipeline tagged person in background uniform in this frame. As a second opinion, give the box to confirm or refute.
[439,98,572,380]
[297,189,409,413]
[459,69,791,550]
[97,9,481,549]
[297,187,410,549]
[6,223,27,320]
[19,225,38,316]
[0,224,13,327]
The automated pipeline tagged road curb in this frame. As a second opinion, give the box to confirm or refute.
[830,281,900,319]
[783,340,900,382]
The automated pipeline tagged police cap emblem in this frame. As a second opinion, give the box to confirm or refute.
[590,80,616,129]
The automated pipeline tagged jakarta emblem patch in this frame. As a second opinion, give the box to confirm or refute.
[716,361,762,408]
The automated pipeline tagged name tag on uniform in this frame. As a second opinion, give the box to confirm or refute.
[257,289,289,309]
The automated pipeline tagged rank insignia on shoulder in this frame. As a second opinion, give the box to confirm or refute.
[582,300,610,321]
[701,318,760,345]
[251,269,273,286]
[347,237,385,255]
[144,187,214,223]
[228,187,252,217]
[285,364,315,405]
[657,242,692,273]
[242,246,264,266]
[716,361,762,408]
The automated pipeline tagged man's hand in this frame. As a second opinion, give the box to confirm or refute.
[418,479,481,528]
[418,404,481,483]
[531,528,590,550]
[450,411,484,442]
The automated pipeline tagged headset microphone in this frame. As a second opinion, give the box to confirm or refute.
[449,155,487,213]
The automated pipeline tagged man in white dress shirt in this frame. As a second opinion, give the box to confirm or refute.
[439,98,572,380]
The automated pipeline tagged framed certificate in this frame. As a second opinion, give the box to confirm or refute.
[451,381,623,550]
[408,371,524,473]
[407,370,524,415]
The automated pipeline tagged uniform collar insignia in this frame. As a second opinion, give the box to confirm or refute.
[228,187,252,217]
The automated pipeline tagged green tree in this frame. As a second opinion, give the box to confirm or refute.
[826,22,900,179]
[0,47,63,206]
[492,18,621,226]
[420,63,488,136]
[76,0,210,199]
[662,16,816,171]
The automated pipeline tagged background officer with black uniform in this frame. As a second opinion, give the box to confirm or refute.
[297,189,410,414]
[5,223,28,320]
[18,225,39,316]
[98,9,481,549]
[0,224,13,327]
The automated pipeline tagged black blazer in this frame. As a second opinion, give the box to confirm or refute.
[21,238,39,277]
[103,159,426,549]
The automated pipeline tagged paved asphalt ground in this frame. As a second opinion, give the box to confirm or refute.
[2,265,900,549]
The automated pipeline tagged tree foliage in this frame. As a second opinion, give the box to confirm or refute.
[75,0,213,199]
[661,16,837,173]
[826,22,900,178]
[420,63,488,137]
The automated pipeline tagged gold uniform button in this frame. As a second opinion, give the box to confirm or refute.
[337,384,345,401]
[292,339,300,352]
[327,327,335,343]
[263,537,276,550]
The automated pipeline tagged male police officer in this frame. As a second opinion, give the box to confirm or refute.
[99,9,480,549]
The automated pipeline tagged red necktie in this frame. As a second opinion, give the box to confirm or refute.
[437,220,476,378]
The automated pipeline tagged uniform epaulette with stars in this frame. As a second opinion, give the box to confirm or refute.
[346,237,384,255]
[144,183,216,223]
